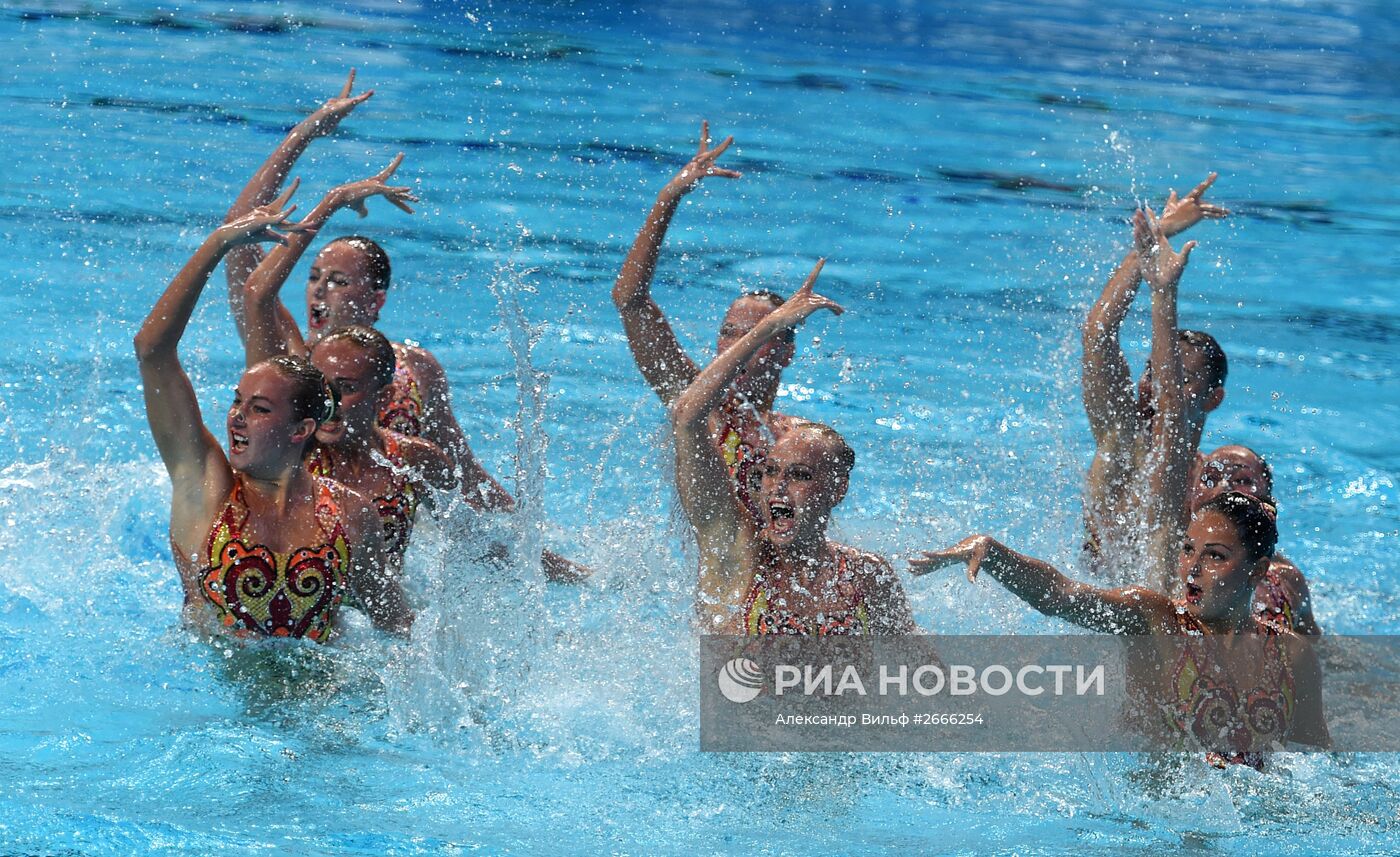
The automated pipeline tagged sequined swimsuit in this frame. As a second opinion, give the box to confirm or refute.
[378,342,424,436]
[200,477,350,643]
[743,547,870,636]
[1254,563,1300,630]
[720,421,765,522]
[306,435,418,561]
[1167,609,1295,769]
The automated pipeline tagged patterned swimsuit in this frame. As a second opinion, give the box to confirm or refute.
[1167,609,1295,769]
[377,342,425,437]
[743,548,870,636]
[200,477,350,643]
[305,435,419,562]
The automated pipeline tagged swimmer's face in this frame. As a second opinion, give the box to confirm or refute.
[311,339,389,445]
[226,363,316,473]
[1195,446,1272,508]
[1135,347,1224,422]
[758,429,848,548]
[1177,510,1262,621]
[1181,346,1223,414]
[306,243,386,343]
[718,296,794,399]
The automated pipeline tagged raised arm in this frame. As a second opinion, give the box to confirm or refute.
[671,260,837,535]
[1081,245,1143,445]
[136,194,303,486]
[226,69,373,342]
[1082,173,1226,446]
[911,535,1175,634]
[612,121,742,406]
[1136,206,1197,591]
[243,154,417,365]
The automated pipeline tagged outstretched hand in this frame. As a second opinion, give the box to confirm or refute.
[909,535,999,582]
[662,121,742,199]
[217,181,313,247]
[1134,206,1196,291]
[302,68,373,140]
[1157,172,1229,238]
[771,259,843,328]
[328,153,419,218]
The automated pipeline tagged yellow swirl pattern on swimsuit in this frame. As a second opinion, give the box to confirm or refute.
[200,478,350,643]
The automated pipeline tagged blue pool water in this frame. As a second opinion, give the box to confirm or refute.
[1,0,1397,853]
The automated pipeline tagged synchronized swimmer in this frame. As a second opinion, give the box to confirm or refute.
[135,71,1329,764]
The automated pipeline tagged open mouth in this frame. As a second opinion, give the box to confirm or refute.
[766,499,796,535]
[308,303,330,330]
[229,431,250,454]
[1184,581,1203,604]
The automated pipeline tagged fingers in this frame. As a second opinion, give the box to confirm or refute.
[351,201,369,218]
[388,196,416,215]
[271,179,300,210]
[1187,171,1218,201]
[1179,240,1197,264]
[350,89,374,107]
[377,152,405,180]
[339,68,357,99]
[908,550,964,576]
[1132,209,1152,250]
[697,120,709,156]
[798,258,826,294]
[1200,203,1230,218]
[265,229,291,246]
[710,134,734,160]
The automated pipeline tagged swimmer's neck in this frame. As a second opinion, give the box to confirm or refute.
[1197,592,1258,635]
[765,535,831,575]
[326,428,382,475]
[239,466,318,515]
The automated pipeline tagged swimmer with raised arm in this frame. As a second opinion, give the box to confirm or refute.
[1195,444,1321,635]
[1082,174,1230,581]
[918,213,1328,765]
[614,123,800,520]
[241,165,591,584]
[135,191,410,641]
[222,71,512,511]
[672,261,915,635]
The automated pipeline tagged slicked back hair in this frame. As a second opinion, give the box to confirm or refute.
[328,235,392,292]
[1180,329,1228,391]
[318,325,397,391]
[264,355,338,426]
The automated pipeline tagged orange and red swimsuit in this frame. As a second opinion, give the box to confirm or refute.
[1167,609,1295,769]
[200,477,350,643]
[305,435,419,562]
[743,548,870,636]
[377,342,425,437]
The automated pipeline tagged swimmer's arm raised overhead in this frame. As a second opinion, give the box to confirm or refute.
[912,535,1175,634]
[1136,206,1196,591]
[134,199,304,528]
[341,488,413,635]
[225,69,373,343]
[242,154,418,364]
[1081,174,1226,447]
[613,121,741,406]
[672,260,838,535]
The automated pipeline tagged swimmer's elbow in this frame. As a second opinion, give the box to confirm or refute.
[133,330,171,363]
